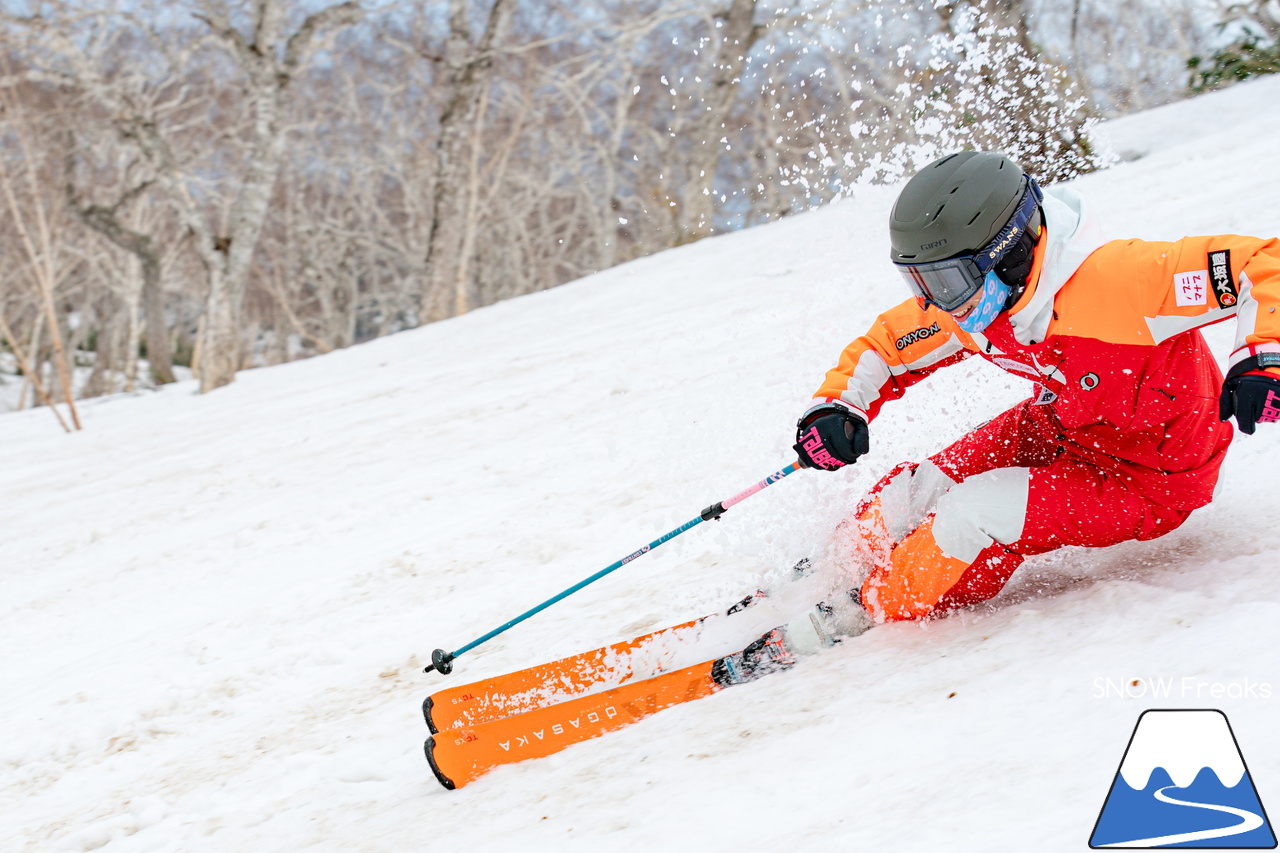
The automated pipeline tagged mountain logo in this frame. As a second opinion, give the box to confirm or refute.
[1090,709,1276,848]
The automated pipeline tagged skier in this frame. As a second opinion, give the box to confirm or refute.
[424,151,1280,784]
[790,149,1280,629]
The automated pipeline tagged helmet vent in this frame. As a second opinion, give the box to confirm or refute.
[967,210,983,225]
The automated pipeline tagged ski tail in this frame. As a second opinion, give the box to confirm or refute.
[424,593,763,733]
[424,622,813,790]
[425,659,721,790]
[422,617,702,734]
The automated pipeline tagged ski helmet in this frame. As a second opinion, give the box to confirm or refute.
[889,151,1043,331]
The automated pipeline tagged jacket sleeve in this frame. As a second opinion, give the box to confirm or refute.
[813,297,972,422]
[1078,235,1280,370]
[1216,237,1280,374]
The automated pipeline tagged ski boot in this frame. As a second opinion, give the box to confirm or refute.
[710,587,873,687]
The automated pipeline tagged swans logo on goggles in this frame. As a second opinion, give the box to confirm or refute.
[896,322,942,350]
[986,225,1021,262]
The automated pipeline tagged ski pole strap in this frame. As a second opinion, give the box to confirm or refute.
[424,461,804,674]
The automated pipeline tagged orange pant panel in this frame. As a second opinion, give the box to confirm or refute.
[859,517,971,622]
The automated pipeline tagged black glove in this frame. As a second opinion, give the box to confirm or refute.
[793,403,869,470]
[1219,369,1280,435]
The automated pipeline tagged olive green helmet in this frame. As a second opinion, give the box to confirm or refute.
[889,151,1029,265]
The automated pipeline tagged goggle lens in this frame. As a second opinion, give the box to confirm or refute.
[899,257,984,312]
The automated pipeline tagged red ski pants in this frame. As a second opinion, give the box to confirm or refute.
[853,402,1226,622]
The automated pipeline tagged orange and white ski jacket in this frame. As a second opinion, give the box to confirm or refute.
[815,187,1280,510]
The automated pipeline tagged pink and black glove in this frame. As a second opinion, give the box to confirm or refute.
[1219,358,1280,434]
[794,402,869,471]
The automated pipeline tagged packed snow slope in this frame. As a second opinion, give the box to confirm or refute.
[5,77,1280,853]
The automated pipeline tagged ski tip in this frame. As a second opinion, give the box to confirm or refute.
[422,694,439,735]
[424,737,457,791]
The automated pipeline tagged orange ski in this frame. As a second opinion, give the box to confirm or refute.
[425,660,721,789]
[425,627,803,789]
[424,593,763,733]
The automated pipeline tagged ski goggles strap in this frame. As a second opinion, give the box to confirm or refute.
[893,177,1044,312]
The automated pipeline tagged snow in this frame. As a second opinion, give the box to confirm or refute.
[4,76,1280,852]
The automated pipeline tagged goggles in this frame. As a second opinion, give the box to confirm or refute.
[893,176,1044,313]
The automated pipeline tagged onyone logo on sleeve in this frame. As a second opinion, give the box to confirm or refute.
[895,322,942,350]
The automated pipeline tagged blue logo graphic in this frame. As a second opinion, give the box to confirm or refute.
[1090,709,1276,848]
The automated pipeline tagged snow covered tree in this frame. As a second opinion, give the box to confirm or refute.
[915,0,1104,183]
[677,0,765,241]
[1189,0,1280,92]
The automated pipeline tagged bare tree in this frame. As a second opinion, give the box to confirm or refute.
[420,0,515,322]
[65,160,178,385]
[7,0,364,391]
[0,307,71,430]
[0,68,82,428]
[179,1,364,390]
